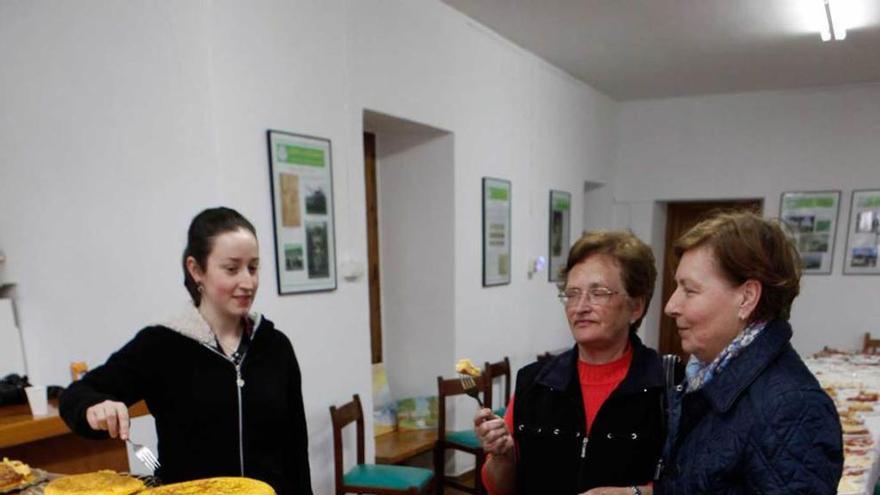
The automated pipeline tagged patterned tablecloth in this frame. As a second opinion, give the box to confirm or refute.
[807,352,880,495]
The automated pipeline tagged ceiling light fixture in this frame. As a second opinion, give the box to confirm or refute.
[820,0,847,41]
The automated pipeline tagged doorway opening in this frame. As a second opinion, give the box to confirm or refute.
[362,110,455,431]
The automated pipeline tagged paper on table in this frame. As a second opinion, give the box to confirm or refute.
[24,386,47,416]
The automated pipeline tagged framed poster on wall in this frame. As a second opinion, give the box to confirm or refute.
[548,190,571,283]
[483,177,511,286]
[779,190,840,275]
[266,130,337,294]
[843,189,880,275]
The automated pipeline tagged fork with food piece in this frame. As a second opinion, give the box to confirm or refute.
[456,358,484,407]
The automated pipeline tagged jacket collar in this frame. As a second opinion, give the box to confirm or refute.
[536,332,663,393]
[698,318,792,413]
[160,302,263,346]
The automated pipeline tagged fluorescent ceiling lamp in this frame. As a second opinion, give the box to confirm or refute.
[821,0,847,41]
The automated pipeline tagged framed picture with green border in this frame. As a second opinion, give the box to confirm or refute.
[266,130,337,294]
[548,190,571,282]
[843,189,880,275]
[483,177,511,286]
[779,190,840,275]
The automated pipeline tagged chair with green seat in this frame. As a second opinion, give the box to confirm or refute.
[330,394,434,495]
[483,357,511,418]
[433,375,487,495]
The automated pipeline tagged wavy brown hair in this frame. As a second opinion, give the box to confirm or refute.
[673,210,801,322]
[559,230,657,332]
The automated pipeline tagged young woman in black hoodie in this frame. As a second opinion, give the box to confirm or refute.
[60,207,312,495]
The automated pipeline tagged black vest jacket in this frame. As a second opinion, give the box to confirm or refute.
[513,334,665,494]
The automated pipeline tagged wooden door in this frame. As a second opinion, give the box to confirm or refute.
[658,200,763,358]
[364,133,382,364]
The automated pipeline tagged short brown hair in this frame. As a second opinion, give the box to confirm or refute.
[674,210,801,322]
[559,230,657,332]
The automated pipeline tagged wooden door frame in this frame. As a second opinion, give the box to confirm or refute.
[364,132,383,364]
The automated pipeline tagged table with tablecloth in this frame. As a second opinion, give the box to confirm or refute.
[807,352,880,495]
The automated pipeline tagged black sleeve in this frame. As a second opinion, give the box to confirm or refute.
[284,337,313,495]
[59,327,155,439]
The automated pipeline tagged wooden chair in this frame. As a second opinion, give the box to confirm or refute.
[863,333,880,354]
[330,394,433,495]
[483,357,511,418]
[434,376,486,495]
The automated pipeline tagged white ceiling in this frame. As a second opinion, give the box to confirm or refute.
[441,0,880,101]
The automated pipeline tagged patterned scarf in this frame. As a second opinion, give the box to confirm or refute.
[685,320,767,394]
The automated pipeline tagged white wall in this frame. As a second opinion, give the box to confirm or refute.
[614,83,880,356]
[583,182,616,233]
[347,0,619,473]
[0,0,220,383]
[201,1,362,483]
[620,201,667,349]
[1,0,619,492]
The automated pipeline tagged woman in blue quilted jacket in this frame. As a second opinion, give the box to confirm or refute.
[656,211,842,494]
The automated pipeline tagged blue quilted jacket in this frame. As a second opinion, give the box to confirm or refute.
[656,319,842,494]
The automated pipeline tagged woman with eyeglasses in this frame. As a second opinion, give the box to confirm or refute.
[474,231,665,495]
[654,211,841,493]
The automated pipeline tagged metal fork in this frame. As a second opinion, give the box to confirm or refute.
[141,475,161,487]
[459,374,484,408]
[127,439,161,472]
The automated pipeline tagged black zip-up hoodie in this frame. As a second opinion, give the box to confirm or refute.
[60,306,312,495]
[513,333,665,494]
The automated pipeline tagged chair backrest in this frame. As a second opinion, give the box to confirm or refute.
[70,362,89,382]
[864,333,880,354]
[482,357,511,411]
[329,394,365,490]
[436,375,486,436]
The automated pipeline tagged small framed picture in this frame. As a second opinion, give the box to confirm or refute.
[548,190,571,282]
[779,190,840,275]
[843,189,880,275]
[266,130,337,294]
[482,178,511,286]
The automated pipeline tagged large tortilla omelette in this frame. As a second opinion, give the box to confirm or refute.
[140,477,275,494]
[43,470,145,495]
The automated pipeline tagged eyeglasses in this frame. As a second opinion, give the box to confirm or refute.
[558,287,621,308]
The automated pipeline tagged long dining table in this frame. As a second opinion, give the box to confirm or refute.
[806,352,880,495]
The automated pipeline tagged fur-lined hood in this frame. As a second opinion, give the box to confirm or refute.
[159,303,263,346]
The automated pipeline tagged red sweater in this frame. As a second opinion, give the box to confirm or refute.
[483,347,633,495]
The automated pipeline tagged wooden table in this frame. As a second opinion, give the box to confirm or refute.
[0,400,149,474]
[374,429,437,465]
